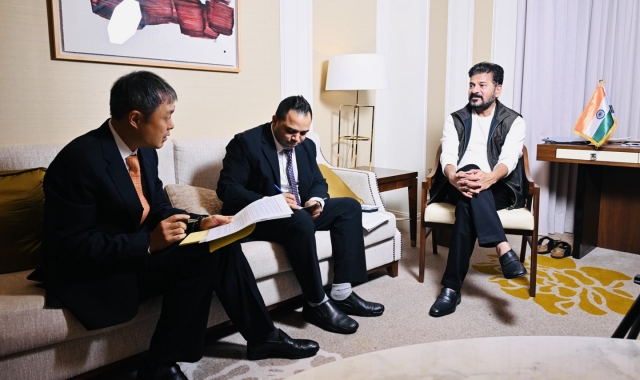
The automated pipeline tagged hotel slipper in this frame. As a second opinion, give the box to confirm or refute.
[550,241,572,259]
[537,236,556,254]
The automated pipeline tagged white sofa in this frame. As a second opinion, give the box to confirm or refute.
[0,132,402,379]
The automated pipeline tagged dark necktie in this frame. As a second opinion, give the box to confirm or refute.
[284,149,301,206]
[126,154,150,224]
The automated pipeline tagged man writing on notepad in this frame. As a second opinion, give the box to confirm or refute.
[217,96,384,335]
[36,71,318,380]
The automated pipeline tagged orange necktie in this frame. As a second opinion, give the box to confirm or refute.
[126,154,150,224]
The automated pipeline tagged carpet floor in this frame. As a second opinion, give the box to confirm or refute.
[97,233,640,379]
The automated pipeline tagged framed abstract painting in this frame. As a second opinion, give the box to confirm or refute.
[48,0,240,72]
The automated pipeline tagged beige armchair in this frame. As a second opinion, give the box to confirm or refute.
[419,146,540,297]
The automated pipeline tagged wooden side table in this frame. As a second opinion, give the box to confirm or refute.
[354,166,418,247]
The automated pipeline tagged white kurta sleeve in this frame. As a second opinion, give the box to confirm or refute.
[440,115,460,174]
[496,116,526,175]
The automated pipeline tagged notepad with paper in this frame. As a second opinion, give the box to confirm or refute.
[180,195,293,252]
[361,211,391,232]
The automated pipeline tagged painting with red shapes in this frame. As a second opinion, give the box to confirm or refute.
[48,0,240,72]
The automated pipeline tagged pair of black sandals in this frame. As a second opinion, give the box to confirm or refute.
[537,236,572,259]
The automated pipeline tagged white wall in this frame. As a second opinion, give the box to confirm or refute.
[280,0,313,107]
[375,0,430,220]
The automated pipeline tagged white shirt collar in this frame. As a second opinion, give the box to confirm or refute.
[108,119,138,161]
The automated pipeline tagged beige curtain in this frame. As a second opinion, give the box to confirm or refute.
[513,0,640,235]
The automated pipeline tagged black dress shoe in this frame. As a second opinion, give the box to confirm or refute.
[329,292,384,317]
[303,300,358,334]
[428,288,461,317]
[499,249,527,279]
[247,328,319,360]
[137,363,187,380]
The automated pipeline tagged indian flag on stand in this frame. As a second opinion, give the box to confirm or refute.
[573,81,618,148]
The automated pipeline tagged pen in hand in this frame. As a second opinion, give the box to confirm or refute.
[274,184,302,210]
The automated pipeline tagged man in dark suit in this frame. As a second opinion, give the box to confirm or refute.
[217,96,384,335]
[39,72,318,380]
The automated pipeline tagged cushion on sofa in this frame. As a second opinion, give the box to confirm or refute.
[0,168,45,274]
[318,164,364,204]
[165,184,223,215]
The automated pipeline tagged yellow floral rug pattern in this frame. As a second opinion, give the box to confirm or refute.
[472,254,635,315]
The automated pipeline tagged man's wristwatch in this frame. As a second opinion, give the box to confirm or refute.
[187,215,207,233]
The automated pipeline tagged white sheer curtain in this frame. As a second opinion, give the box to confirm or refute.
[513,0,640,235]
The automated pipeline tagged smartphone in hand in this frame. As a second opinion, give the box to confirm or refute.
[301,202,321,213]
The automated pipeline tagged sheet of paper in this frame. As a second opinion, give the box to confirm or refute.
[362,211,391,232]
[542,136,588,144]
[203,195,292,242]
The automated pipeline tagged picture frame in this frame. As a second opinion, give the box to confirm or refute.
[48,0,240,72]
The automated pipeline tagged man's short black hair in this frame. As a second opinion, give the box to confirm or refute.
[110,71,177,119]
[468,62,504,86]
[275,95,313,121]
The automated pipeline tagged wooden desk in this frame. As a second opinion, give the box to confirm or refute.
[537,143,640,257]
[354,166,418,247]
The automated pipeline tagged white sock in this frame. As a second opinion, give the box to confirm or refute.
[308,294,329,307]
[330,283,352,301]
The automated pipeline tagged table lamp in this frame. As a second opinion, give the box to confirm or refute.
[325,54,388,169]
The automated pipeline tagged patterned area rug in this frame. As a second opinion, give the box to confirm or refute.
[473,254,636,315]
[100,233,640,380]
[179,348,341,380]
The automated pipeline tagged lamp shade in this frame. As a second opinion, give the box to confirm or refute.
[325,54,388,91]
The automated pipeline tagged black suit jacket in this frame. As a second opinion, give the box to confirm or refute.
[217,122,328,215]
[40,121,196,330]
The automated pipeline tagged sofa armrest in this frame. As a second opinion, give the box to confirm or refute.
[329,167,386,211]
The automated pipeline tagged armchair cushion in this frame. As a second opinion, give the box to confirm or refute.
[424,202,534,230]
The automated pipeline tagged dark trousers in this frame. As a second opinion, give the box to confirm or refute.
[138,241,274,365]
[441,164,511,292]
[250,197,368,304]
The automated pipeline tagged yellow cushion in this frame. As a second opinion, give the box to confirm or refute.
[0,168,46,274]
[318,164,363,204]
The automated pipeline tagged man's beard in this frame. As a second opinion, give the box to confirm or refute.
[469,94,496,111]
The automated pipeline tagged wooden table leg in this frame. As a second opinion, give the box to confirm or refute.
[409,177,417,247]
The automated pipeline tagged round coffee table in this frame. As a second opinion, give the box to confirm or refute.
[288,336,640,379]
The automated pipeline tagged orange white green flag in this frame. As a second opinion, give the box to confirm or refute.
[573,81,618,148]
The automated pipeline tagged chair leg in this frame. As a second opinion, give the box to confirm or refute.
[627,316,640,339]
[612,294,640,338]
[386,260,399,278]
[419,224,428,283]
[432,228,438,255]
[529,232,537,297]
[519,235,527,263]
